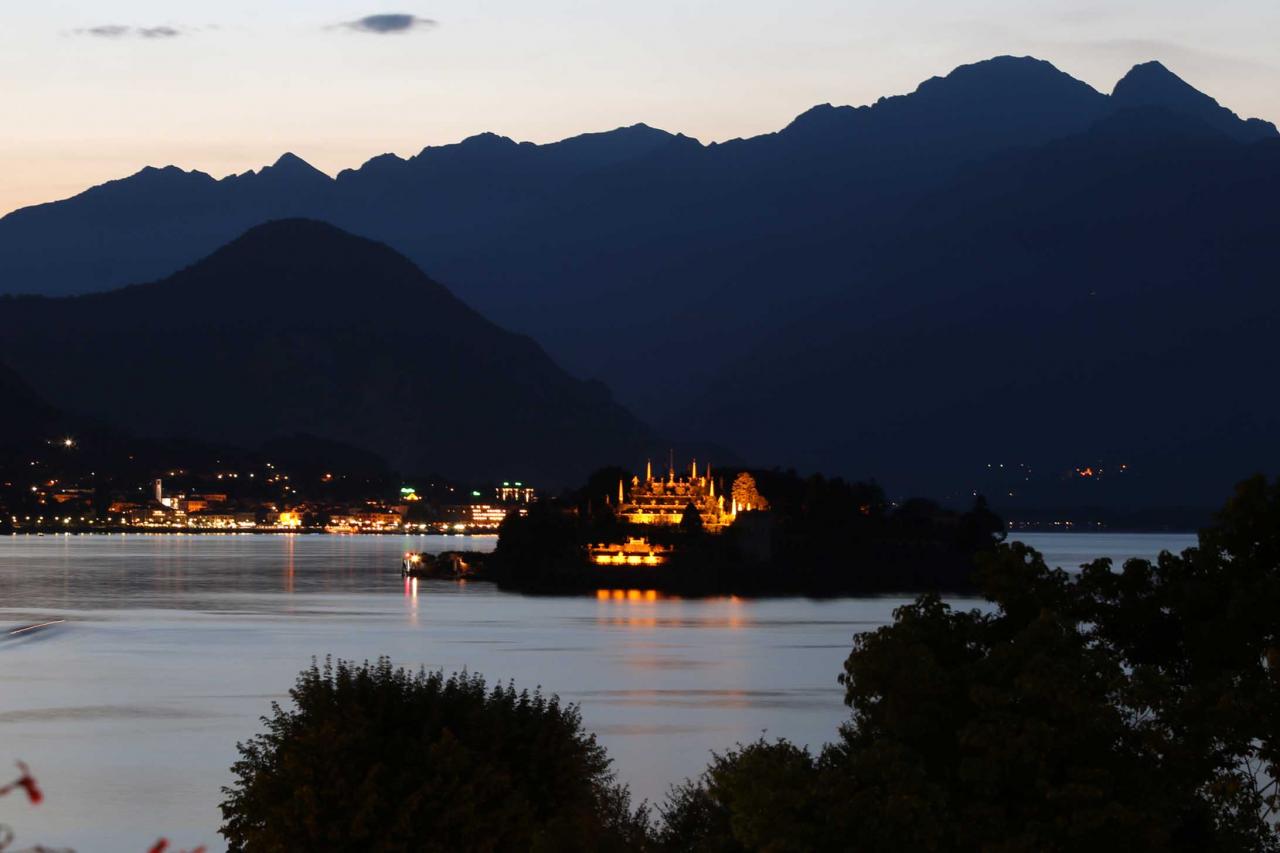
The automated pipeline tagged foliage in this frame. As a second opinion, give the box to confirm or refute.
[489,501,590,589]
[729,473,767,512]
[658,740,843,853]
[577,466,634,518]
[659,475,1280,852]
[491,466,1002,596]
[220,658,648,852]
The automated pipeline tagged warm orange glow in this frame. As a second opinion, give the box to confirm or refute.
[587,536,673,567]
[617,459,734,531]
[595,588,669,603]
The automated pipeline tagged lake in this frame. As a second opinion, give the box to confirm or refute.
[0,531,1195,851]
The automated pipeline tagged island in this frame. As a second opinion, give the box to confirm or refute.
[409,460,1006,596]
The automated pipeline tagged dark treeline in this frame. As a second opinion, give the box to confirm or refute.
[487,466,1005,595]
[222,475,1280,851]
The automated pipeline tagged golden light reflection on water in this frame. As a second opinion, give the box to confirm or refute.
[404,575,419,625]
[283,535,295,593]
[593,589,747,630]
[596,589,664,602]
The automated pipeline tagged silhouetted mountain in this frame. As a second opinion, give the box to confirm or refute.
[681,106,1280,506]
[0,361,68,446]
[0,57,1276,505]
[0,220,656,485]
[1112,61,1277,142]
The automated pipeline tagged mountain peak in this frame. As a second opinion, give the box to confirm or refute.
[458,132,519,148]
[202,219,409,275]
[540,123,684,167]
[113,218,467,321]
[260,152,331,182]
[0,218,654,485]
[912,55,1103,103]
[1112,61,1278,142]
[1113,61,1212,107]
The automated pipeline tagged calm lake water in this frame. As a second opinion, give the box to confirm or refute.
[0,531,1195,851]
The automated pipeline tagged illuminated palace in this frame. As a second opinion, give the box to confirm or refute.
[616,459,753,532]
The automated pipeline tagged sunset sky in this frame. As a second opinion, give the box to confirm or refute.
[3,0,1277,215]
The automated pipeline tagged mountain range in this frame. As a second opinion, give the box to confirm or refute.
[1,56,1278,505]
[0,220,656,485]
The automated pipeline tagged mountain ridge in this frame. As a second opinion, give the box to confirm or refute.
[0,219,659,485]
[6,56,1272,225]
[1,56,1277,504]
[1112,61,1278,142]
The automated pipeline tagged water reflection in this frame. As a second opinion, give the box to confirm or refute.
[579,688,837,711]
[283,535,295,594]
[0,531,1187,853]
[596,589,666,602]
[405,575,419,625]
[593,590,747,629]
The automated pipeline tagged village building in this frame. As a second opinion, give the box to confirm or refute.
[616,459,761,532]
[588,536,674,566]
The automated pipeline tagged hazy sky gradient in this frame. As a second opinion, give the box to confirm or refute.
[3,0,1278,214]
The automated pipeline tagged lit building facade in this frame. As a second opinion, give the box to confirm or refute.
[588,537,673,566]
[617,459,736,531]
[496,482,536,503]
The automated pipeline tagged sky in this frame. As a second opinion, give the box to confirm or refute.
[2,0,1278,215]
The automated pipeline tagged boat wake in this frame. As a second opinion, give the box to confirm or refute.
[1,619,66,645]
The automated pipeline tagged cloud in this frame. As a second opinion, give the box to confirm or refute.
[77,25,130,38]
[73,24,184,39]
[138,26,182,39]
[336,14,437,34]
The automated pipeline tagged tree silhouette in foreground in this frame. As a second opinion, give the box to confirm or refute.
[220,659,648,852]
[221,477,1280,851]
[659,475,1280,852]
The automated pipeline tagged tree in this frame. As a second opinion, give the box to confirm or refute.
[658,740,836,852]
[680,501,704,533]
[577,465,633,519]
[730,473,767,512]
[660,476,1280,852]
[489,502,586,588]
[1069,474,1280,847]
[221,658,649,852]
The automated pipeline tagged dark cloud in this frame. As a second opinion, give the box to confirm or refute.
[337,14,437,34]
[78,25,131,38]
[74,25,184,39]
[138,26,182,39]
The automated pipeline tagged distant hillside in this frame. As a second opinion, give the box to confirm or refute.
[682,102,1280,506]
[0,220,656,485]
[0,361,68,446]
[0,56,1277,505]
